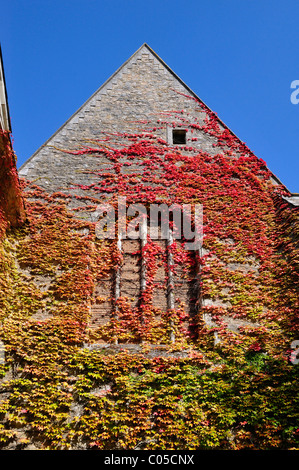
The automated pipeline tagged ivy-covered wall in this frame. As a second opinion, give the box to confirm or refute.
[0,45,298,450]
[0,129,26,235]
[0,119,298,449]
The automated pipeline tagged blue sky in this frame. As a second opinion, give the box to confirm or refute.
[1,0,298,192]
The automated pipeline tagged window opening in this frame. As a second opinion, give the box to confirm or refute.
[172,129,187,145]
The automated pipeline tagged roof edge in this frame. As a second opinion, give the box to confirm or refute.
[0,44,12,133]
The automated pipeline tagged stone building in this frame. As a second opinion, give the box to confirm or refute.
[0,43,298,451]
[18,43,298,345]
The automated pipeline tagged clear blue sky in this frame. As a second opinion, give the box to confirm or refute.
[1,0,298,192]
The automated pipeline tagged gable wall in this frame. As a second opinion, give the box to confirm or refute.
[19,47,228,201]
[17,46,272,341]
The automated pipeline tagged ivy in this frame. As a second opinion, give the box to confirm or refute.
[0,104,298,449]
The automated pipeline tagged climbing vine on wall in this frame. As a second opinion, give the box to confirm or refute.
[0,101,298,450]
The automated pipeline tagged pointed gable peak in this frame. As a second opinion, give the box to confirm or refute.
[19,43,250,177]
[19,43,288,193]
[21,43,207,164]
[125,43,200,100]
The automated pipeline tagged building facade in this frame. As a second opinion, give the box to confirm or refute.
[18,44,297,345]
[0,44,298,450]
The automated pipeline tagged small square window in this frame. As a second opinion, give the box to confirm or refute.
[172,129,187,145]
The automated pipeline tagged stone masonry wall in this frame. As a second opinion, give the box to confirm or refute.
[19,45,233,202]
[18,45,262,339]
